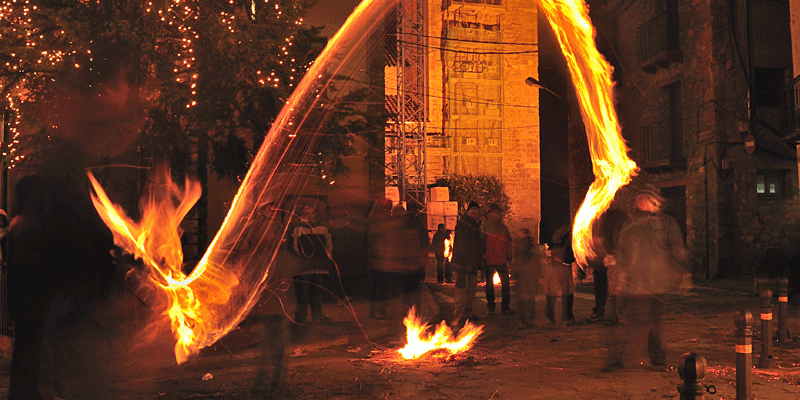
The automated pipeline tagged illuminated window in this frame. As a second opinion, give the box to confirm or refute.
[756,169,786,197]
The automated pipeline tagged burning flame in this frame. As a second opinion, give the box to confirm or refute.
[537,0,639,266]
[443,235,453,262]
[398,307,483,359]
[492,271,501,286]
[88,167,241,364]
[82,0,636,366]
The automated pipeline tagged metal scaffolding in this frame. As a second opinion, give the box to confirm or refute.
[387,0,428,205]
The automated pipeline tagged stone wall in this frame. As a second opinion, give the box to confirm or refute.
[590,0,798,280]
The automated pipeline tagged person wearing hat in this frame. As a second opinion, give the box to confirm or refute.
[481,203,514,316]
[450,200,484,331]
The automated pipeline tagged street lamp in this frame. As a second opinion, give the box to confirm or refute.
[525,76,565,102]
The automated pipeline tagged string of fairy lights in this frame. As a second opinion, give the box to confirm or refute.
[0,0,310,169]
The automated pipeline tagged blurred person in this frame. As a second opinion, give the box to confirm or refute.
[431,223,451,284]
[482,203,514,316]
[602,189,690,371]
[513,228,546,328]
[7,173,114,400]
[395,202,430,314]
[246,202,294,394]
[290,202,334,324]
[366,199,394,320]
[544,225,578,326]
[587,207,629,323]
[450,201,484,331]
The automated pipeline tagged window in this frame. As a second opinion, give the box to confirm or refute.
[637,0,681,72]
[756,169,786,197]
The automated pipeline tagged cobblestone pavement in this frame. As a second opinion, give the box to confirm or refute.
[2,276,800,399]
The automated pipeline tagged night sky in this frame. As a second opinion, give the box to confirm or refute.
[305,0,363,38]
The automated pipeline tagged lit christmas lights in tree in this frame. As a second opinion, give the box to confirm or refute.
[0,0,319,172]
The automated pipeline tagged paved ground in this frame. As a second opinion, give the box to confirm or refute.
[2,275,800,399]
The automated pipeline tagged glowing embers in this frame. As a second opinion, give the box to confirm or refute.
[88,167,239,364]
[398,307,483,360]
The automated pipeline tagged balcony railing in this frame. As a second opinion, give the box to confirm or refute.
[637,11,681,72]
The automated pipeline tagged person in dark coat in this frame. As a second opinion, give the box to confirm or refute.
[366,201,428,319]
[450,201,484,331]
[602,189,690,371]
[430,223,452,284]
[7,173,114,400]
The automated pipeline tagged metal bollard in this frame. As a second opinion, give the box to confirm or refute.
[735,311,752,400]
[677,352,713,400]
[777,277,790,342]
[757,289,776,369]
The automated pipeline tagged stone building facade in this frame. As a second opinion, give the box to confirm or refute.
[586,0,797,280]
[419,0,541,234]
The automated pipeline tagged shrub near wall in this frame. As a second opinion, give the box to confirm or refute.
[433,174,511,214]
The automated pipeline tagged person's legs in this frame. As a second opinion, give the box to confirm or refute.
[293,275,310,323]
[647,298,667,365]
[563,293,576,324]
[436,255,446,284]
[369,270,389,319]
[498,264,512,313]
[308,274,329,322]
[9,313,48,400]
[590,265,608,321]
[453,272,467,327]
[464,273,478,319]
[484,264,498,314]
[400,272,422,314]
[545,295,556,323]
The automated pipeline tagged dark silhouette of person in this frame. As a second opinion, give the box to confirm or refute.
[431,223,452,284]
[451,201,484,331]
[6,173,114,400]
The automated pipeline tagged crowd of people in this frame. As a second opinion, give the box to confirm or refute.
[442,188,691,373]
[2,181,691,397]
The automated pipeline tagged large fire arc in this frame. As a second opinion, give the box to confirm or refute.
[90,0,636,364]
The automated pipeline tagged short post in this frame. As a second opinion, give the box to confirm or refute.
[757,289,776,369]
[677,352,707,400]
[735,311,752,400]
[776,277,790,342]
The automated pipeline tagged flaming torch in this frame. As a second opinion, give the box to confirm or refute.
[537,0,639,266]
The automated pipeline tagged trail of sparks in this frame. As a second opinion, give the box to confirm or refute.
[88,0,635,364]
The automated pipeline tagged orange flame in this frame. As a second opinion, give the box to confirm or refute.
[443,235,453,262]
[88,167,241,364]
[492,271,501,286]
[398,307,483,359]
[537,0,639,266]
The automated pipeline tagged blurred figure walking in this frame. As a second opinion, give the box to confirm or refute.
[603,189,690,371]
[544,225,578,326]
[513,228,546,328]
